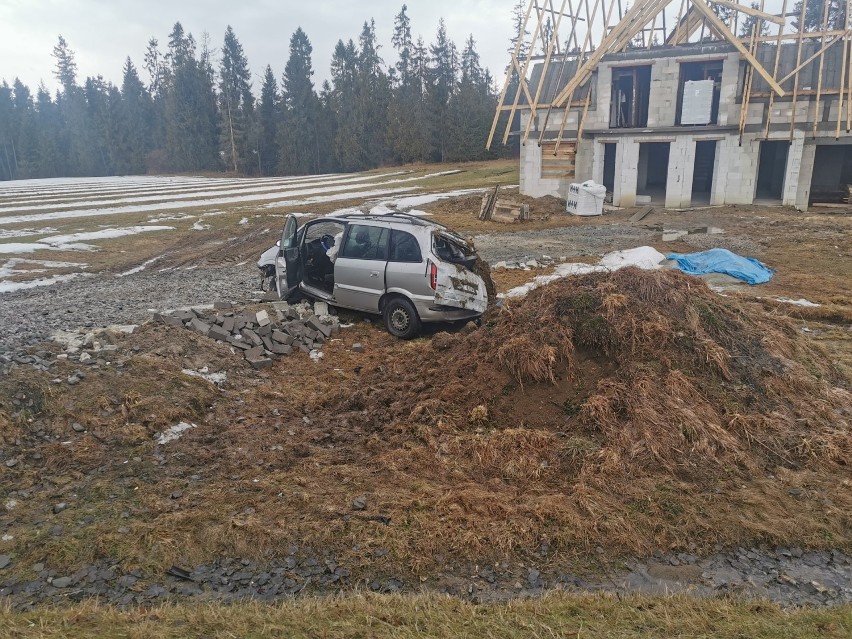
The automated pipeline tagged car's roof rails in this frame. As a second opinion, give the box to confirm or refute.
[333,212,445,228]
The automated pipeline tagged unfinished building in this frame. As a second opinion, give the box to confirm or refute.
[490,0,852,209]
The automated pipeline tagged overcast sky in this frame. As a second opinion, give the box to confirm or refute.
[0,0,516,94]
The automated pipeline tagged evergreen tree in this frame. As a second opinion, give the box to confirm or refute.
[353,19,390,168]
[315,80,339,173]
[33,84,63,178]
[278,28,320,175]
[115,58,154,173]
[738,3,771,38]
[794,0,847,30]
[163,22,219,172]
[446,36,495,161]
[0,82,14,180]
[52,35,78,93]
[329,39,361,171]
[10,80,35,178]
[218,26,254,173]
[386,5,429,163]
[258,65,280,175]
[426,19,458,162]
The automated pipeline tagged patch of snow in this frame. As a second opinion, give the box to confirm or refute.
[239,218,249,225]
[0,243,59,254]
[156,422,197,445]
[0,258,86,279]
[116,256,162,277]
[192,220,210,230]
[40,225,174,248]
[182,368,227,385]
[382,188,484,209]
[0,272,90,294]
[262,186,420,210]
[0,172,448,225]
[0,227,57,240]
[502,247,667,299]
[776,297,821,307]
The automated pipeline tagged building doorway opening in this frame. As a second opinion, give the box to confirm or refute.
[637,142,670,203]
[691,140,717,205]
[809,145,852,204]
[602,143,616,194]
[756,140,788,201]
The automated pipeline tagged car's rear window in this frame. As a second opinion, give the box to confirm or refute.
[433,233,474,264]
[389,230,422,263]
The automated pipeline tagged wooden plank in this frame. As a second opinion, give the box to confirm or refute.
[629,206,655,222]
[707,0,786,26]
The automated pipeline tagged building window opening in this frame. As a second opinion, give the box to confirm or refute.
[677,61,723,125]
[609,66,651,128]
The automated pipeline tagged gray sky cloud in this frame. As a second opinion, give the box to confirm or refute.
[0,0,515,93]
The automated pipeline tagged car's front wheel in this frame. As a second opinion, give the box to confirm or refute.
[382,297,421,339]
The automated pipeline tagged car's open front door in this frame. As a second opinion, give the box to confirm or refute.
[275,215,302,298]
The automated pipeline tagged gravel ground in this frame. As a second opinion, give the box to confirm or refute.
[473,225,658,263]
[0,547,848,611]
[0,265,259,356]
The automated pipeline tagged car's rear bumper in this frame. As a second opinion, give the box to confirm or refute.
[415,302,482,323]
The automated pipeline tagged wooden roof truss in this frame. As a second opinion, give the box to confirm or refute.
[488,0,852,150]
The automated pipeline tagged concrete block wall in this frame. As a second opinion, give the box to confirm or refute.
[665,137,696,208]
[647,59,679,127]
[717,54,740,126]
[782,130,806,206]
[795,143,816,210]
[576,138,595,183]
[720,136,759,204]
[614,138,640,207]
[586,66,612,130]
[709,138,727,205]
[519,114,567,198]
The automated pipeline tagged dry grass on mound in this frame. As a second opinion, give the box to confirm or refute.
[327,268,851,558]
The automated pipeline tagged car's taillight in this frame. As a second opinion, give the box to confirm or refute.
[429,262,438,290]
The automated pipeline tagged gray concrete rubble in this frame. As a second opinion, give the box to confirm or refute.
[153,300,342,367]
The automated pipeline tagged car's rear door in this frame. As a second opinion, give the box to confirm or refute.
[332,223,389,312]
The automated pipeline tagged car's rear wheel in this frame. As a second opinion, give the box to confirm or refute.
[383,297,421,339]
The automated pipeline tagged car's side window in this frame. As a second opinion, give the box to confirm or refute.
[389,230,422,263]
[340,225,389,260]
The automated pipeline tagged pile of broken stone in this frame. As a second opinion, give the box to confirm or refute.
[153,300,340,369]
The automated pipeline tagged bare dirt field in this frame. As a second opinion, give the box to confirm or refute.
[0,161,850,622]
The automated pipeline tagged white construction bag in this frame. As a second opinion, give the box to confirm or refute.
[567,181,607,216]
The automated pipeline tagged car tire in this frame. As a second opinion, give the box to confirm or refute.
[383,297,421,339]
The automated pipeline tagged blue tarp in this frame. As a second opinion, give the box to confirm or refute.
[666,248,774,285]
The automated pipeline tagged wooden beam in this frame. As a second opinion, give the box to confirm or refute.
[522,0,570,144]
[486,0,535,149]
[789,0,808,141]
[811,0,831,138]
[689,0,785,96]
[764,0,789,139]
[551,0,670,106]
[707,0,785,26]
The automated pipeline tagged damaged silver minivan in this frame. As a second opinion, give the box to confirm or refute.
[258,213,489,339]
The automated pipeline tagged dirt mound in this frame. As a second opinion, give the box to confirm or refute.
[333,268,850,554]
